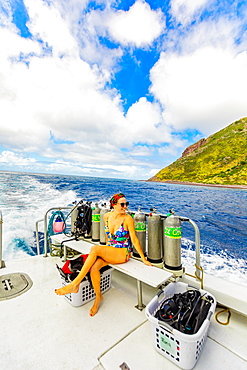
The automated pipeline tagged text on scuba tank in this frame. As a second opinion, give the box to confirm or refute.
[134,221,146,232]
[164,226,182,239]
[92,214,100,222]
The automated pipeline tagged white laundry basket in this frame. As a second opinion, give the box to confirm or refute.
[145,282,216,370]
[61,266,113,307]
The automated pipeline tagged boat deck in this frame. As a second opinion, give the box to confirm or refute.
[0,255,246,370]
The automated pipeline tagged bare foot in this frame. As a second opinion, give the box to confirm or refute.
[55,283,80,295]
[90,295,104,316]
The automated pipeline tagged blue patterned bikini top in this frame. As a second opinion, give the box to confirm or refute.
[105,219,132,252]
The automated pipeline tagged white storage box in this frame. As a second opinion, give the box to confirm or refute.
[62,266,113,307]
[145,282,216,370]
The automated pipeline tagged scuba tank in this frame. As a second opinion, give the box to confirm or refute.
[133,207,147,258]
[163,210,183,275]
[100,204,109,245]
[91,203,100,242]
[147,208,163,266]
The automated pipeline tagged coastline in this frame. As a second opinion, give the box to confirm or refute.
[146,179,247,190]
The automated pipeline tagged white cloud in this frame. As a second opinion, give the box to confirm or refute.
[148,168,161,177]
[0,1,14,29]
[170,0,209,26]
[25,0,79,58]
[45,158,142,178]
[0,151,36,166]
[78,0,164,62]
[125,97,172,144]
[105,0,164,47]
[127,145,154,157]
[73,7,124,68]
[150,14,247,135]
[158,143,185,158]
[180,16,242,52]
[0,6,127,153]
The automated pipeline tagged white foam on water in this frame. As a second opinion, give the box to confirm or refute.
[182,238,247,287]
[1,174,77,261]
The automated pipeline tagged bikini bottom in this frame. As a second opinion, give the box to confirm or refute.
[107,243,131,262]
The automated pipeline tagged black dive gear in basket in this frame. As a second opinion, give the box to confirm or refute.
[56,254,92,287]
[155,289,213,334]
[56,254,110,289]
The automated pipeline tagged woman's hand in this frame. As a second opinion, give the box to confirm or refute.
[142,258,153,266]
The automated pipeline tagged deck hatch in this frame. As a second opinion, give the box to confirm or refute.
[0,273,33,301]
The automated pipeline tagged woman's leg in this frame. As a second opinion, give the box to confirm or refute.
[89,258,109,316]
[55,245,126,295]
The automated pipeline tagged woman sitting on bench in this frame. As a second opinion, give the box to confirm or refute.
[55,192,152,316]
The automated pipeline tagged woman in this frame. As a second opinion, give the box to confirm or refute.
[55,193,152,316]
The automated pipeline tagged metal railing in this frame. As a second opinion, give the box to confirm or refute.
[35,218,43,255]
[35,207,72,257]
[187,218,203,287]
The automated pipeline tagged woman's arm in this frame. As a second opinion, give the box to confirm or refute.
[126,215,152,266]
[103,212,110,245]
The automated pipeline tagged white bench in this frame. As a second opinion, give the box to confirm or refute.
[51,234,173,310]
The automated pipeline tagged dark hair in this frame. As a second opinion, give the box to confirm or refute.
[109,193,125,209]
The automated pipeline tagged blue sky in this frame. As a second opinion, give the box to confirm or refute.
[0,0,247,180]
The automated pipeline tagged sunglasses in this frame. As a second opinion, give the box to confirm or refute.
[118,202,129,207]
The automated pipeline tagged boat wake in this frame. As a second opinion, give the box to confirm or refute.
[182,238,247,287]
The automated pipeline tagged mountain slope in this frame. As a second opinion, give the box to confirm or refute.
[149,117,247,186]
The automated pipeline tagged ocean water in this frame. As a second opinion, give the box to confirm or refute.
[0,171,246,286]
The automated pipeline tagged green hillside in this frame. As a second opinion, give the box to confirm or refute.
[149,118,247,186]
